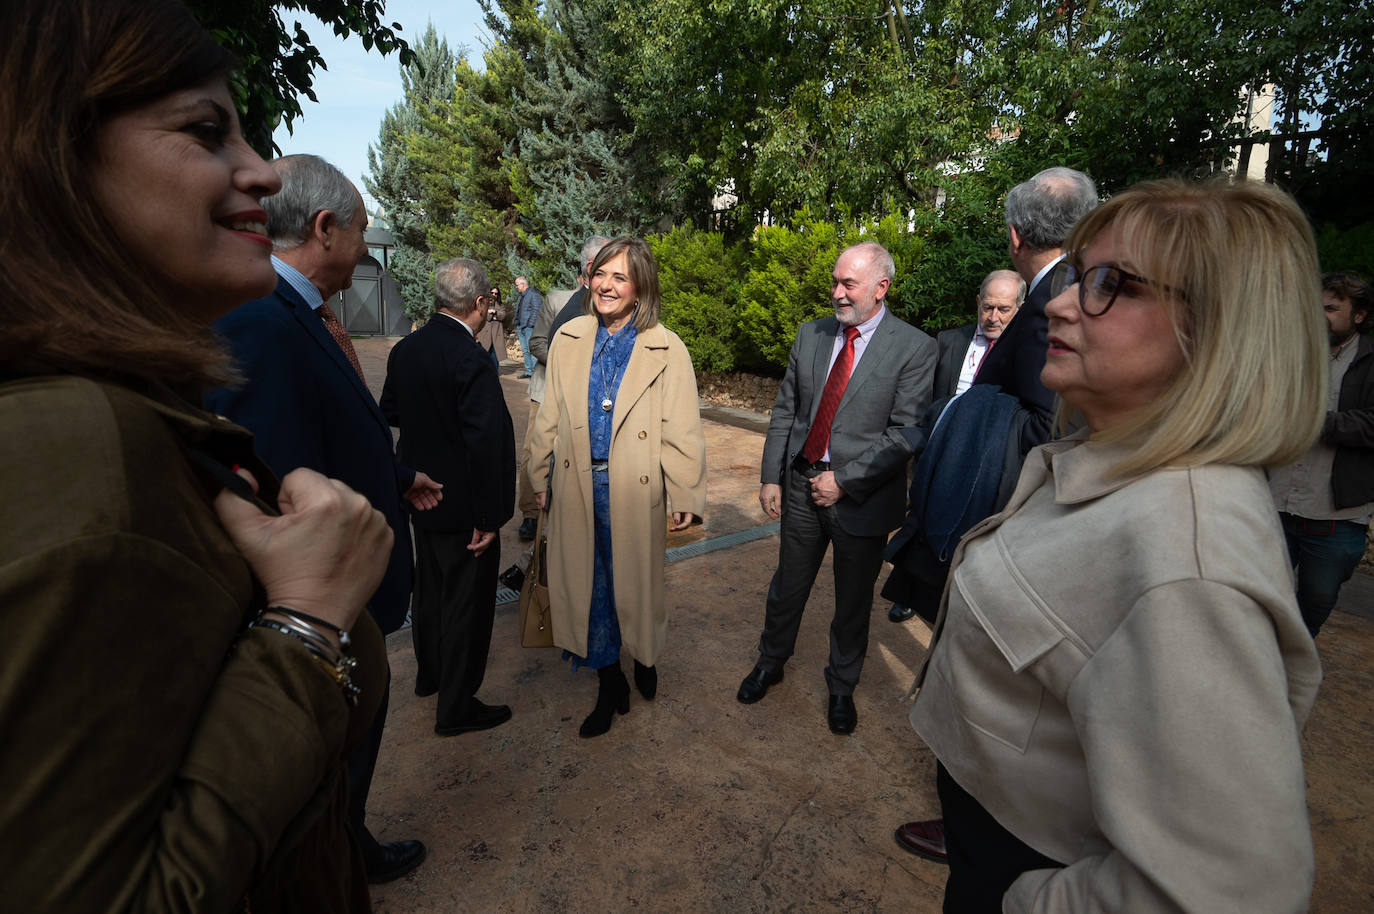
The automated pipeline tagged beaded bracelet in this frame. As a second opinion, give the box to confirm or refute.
[248,612,360,706]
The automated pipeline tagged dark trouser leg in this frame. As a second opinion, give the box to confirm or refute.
[937,762,1062,914]
[822,512,886,695]
[1281,513,1368,637]
[346,661,390,849]
[428,527,500,725]
[757,468,831,671]
[463,538,500,700]
[432,531,501,725]
[411,528,442,694]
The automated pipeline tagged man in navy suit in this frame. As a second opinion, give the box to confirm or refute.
[737,242,936,735]
[381,258,516,736]
[972,167,1099,452]
[890,166,1097,867]
[206,154,438,884]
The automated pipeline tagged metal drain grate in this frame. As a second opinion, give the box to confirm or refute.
[665,522,779,563]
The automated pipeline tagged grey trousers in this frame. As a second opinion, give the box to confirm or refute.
[757,465,887,694]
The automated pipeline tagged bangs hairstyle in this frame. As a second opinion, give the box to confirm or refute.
[0,0,238,386]
[1064,179,1327,475]
[584,237,662,331]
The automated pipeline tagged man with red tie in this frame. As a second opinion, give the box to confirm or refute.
[737,242,936,734]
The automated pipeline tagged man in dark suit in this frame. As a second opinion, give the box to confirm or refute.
[931,269,1027,402]
[887,269,1026,624]
[737,242,936,735]
[381,258,517,737]
[971,166,1099,452]
[206,154,437,883]
[890,166,1097,866]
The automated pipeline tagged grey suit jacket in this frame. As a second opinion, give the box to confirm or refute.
[933,323,977,402]
[761,309,936,536]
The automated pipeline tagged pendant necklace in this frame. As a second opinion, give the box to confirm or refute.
[596,335,615,413]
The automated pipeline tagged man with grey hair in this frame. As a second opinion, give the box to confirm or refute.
[974,166,1098,440]
[207,153,437,883]
[513,275,543,378]
[890,166,1097,867]
[933,268,1028,402]
[381,259,516,739]
[886,267,1027,624]
[737,241,936,735]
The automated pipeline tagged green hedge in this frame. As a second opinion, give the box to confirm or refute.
[1316,222,1374,280]
[650,207,1005,375]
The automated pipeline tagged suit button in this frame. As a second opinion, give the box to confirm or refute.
[638,430,647,439]
[639,475,649,484]
[563,459,570,468]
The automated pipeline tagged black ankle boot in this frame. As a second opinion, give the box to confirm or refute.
[579,663,630,738]
[633,660,657,700]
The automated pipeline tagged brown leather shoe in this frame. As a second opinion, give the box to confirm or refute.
[894,819,948,864]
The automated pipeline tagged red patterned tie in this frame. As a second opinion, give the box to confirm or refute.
[801,326,861,463]
[318,302,366,382]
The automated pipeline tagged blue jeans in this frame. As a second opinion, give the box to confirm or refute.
[1280,512,1368,637]
[517,326,536,374]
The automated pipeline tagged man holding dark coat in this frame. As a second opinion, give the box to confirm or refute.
[381,258,517,736]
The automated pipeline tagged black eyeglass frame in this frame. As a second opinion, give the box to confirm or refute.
[1048,260,1185,317]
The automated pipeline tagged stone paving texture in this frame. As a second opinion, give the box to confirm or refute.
[353,338,1373,913]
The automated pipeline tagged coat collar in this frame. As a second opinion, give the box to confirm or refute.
[555,316,673,436]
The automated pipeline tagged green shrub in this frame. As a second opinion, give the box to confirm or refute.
[1316,222,1374,280]
[650,227,744,373]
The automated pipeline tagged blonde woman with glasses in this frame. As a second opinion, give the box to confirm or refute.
[910,179,1325,913]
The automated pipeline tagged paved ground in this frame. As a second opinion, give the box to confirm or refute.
[354,338,1373,913]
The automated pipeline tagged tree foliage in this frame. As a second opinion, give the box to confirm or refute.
[350,0,1369,366]
[187,0,412,153]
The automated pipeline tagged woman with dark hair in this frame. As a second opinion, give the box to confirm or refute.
[523,237,707,737]
[910,180,1326,912]
[1,0,392,909]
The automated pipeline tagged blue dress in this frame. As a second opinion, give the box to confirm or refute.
[567,321,638,670]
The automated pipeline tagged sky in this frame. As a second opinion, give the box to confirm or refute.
[270,0,489,213]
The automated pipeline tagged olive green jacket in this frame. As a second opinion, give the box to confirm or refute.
[0,375,384,913]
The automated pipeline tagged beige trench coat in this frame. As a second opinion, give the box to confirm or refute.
[523,316,707,665]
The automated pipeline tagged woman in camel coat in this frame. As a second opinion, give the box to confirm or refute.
[524,237,706,738]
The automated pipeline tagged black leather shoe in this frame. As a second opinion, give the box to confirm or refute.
[827,693,857,734]
[518,517,538,541]
[435,699,512,736]
[736,665,783,704]
[499,563,525,591]
[414,682,437,698]
[364,839,427,884]
[633,660,657,700]
[888,603,917,622]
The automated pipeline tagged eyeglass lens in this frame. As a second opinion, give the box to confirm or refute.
[1049,262,1124,316]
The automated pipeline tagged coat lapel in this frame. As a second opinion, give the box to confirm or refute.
[556,317,595,432]
[808,317,840,422]
[837,308,896,409]
[280,282,391,439]
[613,325,669,438]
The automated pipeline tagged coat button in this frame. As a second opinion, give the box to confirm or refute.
[639,475,649,484]
[564,459,570,468]
[638,430,647,439]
